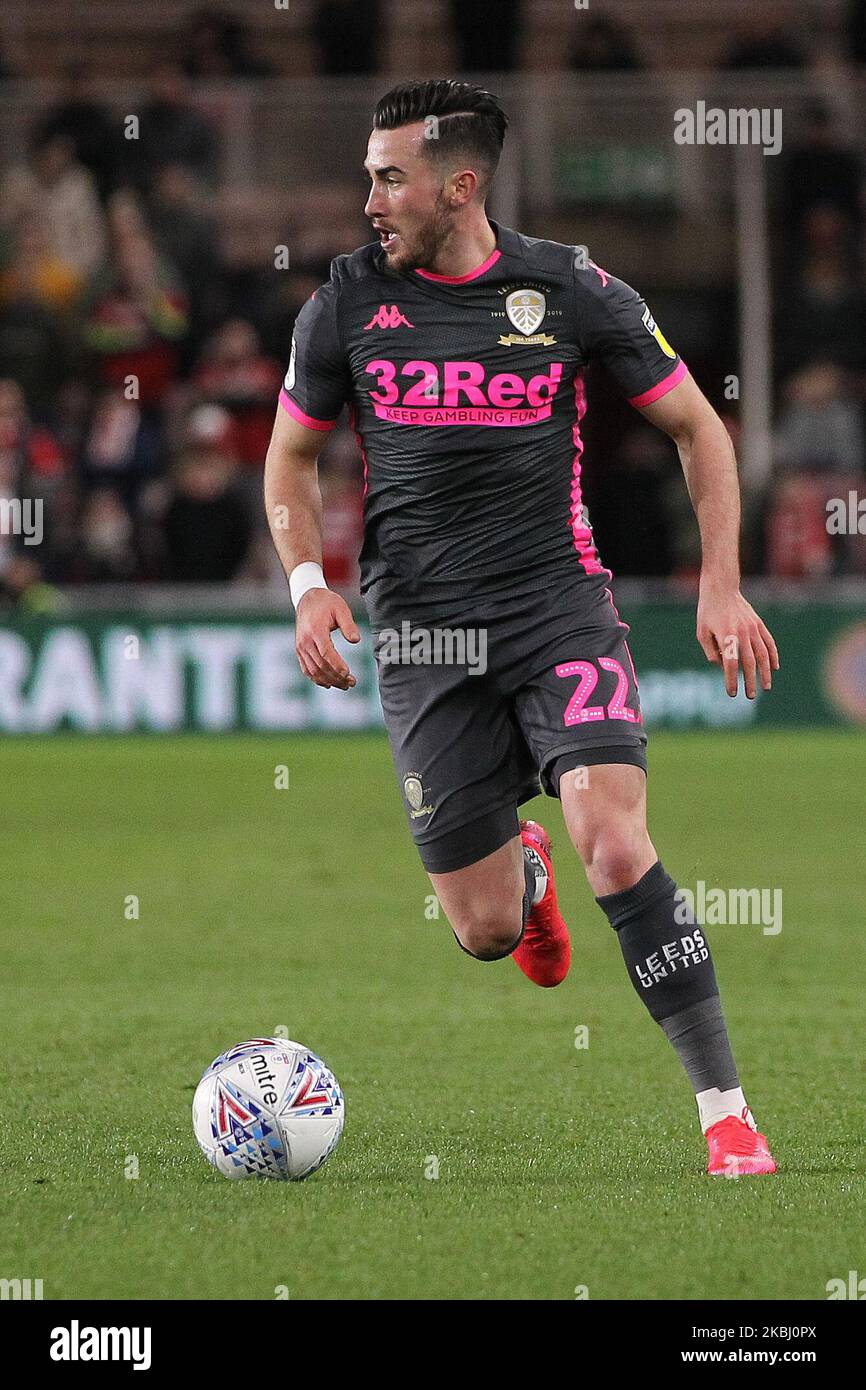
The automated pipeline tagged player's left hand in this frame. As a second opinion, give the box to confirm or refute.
[696,584,780,699]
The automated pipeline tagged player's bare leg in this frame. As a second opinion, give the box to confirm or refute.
[560,763,656,897]
[560,763,776,1176]
[429,823,571,985]
[429,835,525,960]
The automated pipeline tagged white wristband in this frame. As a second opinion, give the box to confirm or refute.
[289,562,328,610]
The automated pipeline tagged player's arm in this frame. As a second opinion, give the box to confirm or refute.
[576,262,779,699]
[264,406,360,691]
[265,271,359,691]
[636,373,779,699]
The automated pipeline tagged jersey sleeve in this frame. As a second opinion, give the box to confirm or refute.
[279,273,350,431]
[574,261,687,408]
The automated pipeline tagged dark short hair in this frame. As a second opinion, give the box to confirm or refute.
[373,79,508,190]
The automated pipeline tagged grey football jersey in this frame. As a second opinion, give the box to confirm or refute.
[280,220,685,619]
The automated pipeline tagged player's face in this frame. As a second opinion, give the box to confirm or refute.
[364,125,455,273]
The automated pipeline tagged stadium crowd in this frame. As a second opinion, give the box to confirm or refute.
[1,3,865,603]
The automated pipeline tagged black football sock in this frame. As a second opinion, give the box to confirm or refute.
[658,997,738,1094]
[451,856,534,960]
[596,861,740,1096]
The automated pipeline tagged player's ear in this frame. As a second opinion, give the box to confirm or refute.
[449,169,478,207]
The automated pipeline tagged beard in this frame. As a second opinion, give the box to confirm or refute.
[383,191,454,273]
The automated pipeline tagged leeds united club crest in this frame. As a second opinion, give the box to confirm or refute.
[498,288,557,347]
[403,774,434,819]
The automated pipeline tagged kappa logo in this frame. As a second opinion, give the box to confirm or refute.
[364,304,415,330]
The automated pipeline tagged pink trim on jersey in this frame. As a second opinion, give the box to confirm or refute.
[279,388,337,431]
[628,359,687,409]
[604,586,630,637]
[414,248,502,285]
[570,372,604,576]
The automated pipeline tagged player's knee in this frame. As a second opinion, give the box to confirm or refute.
[452,904,522,960]
[574,821,650,893]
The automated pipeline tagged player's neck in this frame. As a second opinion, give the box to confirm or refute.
[421,216,497,279]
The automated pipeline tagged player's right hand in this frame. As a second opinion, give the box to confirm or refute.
[295,589,361,690]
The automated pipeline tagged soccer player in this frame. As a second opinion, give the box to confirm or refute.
[265,80,780,1176]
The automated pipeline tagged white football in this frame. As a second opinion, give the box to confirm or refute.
[192,1037,345,1181]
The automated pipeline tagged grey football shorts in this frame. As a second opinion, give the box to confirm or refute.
[371,572,647,874]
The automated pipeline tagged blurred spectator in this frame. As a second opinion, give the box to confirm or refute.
[36,61,120,202]
[0,211,82,313]
[132,64,220,193]
[774,204,866,377]
[450,0,523,72]
[80,388,165,505]
[234,264,322,364]
[775,362,865,475]
[52,378,94,461]
[179,8,274,78]
[83,215,189,409]
[0,377,67,490]
[765,475,835,578]
[767,363,865,577]
[0,555,46,607]
[312,0,383,75]
[0,288,73,416]
[66,487,139,582]
[568,13,643,72]
[0,131,106,280]
[145,164,226,341]
[107,189,150,242]
[159,414,252,581]
[782,105,862,236]
[192,319,281,467]
[723,19,804,69]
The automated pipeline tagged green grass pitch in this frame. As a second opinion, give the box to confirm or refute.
[1,730,863,1301]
